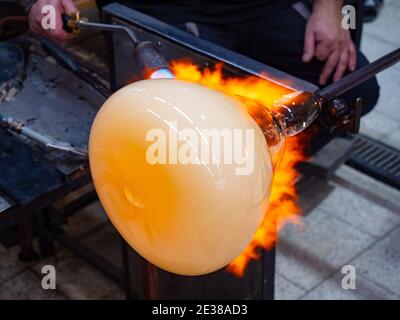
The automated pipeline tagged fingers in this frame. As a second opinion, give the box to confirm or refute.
[28,0,73,42]
[314,42,332,61]
[302,25,315,63]
[61,0,77,15]
[348,41,357,72]
[319,51,339,85]
[319,42,357,85]
[333,48,349,82]
[51,7,69,41]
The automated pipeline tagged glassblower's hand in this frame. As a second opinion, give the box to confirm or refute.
[302,1,357,85]
[28,0,77,42]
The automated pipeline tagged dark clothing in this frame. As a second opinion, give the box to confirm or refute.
[13,0,35,12]
[12,0,380,152]
[99,0,379,118]
[107,0,379,152]
[111,0,299,24]
[14,0,380,117]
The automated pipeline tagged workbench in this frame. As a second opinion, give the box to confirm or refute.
[0,37,103,256]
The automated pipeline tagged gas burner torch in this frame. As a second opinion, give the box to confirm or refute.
[62,12,174,79]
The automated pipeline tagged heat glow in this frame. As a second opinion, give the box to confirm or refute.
[170,61,309,276]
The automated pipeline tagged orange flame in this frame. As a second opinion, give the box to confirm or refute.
[168,61,310,276]
[171,61,291,110]
[227,135,307,276]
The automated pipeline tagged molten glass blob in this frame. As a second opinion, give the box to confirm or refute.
[89,79,273,275]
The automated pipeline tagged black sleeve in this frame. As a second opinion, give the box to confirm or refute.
[14,0,37,13]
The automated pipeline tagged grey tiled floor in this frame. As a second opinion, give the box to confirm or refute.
[277,165,400,300]
[0,3,399,300]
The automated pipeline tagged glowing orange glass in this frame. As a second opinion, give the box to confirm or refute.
[89,79,273,275]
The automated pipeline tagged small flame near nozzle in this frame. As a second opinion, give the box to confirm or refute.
[150,68,175,79]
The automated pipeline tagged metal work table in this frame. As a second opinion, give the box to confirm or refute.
[0,42,104,260]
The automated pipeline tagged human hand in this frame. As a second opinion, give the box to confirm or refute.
[302,2,357,85]
[28,0,77,42]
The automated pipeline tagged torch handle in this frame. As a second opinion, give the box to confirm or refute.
[62,13,74,33]
[318,47,400,101]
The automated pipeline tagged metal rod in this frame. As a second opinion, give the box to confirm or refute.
[144,262,159,300]
[77,20,138,45]
[0,113,88,158]
[318,47,400,101]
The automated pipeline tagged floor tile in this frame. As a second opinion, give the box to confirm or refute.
[351,226,400,296]
[274,273,306,300]
[363,3,400,47]
[31,254,124,300]
[361,32,399,63]
[0,270,65,300]
[382,128,400,150]
[360,111,399,140]
[80,222,123,269]
[297,176,335,215]
[64,201,109,239]
[302,272,398,300]
[0,244,32,285]
[317,186,400,238]
[373,68,400,122]
[276,209,375,290]
[334,165,400,210]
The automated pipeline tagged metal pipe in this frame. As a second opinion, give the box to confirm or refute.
[63,13,173,76]
[318,47,400,101]
[0,113,88,158]
[76,20,139,45]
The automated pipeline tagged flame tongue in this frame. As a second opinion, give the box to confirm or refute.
[228,135,307,276]
[159,61,309,276]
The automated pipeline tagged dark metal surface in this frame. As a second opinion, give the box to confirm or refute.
[0,52,103,155]
[122,242,267,299]
[0,130,65,204]
[0,41,24,84]
[0,47,100,223]
[134,41,170,76]
[102,3,318,93]
[40,38,111,97]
